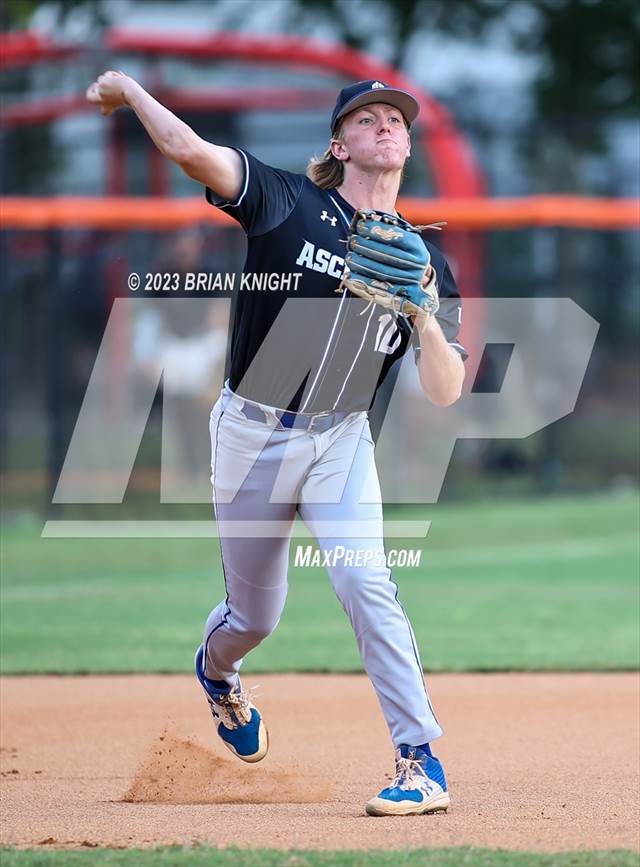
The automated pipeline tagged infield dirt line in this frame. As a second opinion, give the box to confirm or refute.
[1,673,638,851]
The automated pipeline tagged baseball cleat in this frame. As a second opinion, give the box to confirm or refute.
[194,645,268,763]
[365,745,450,816]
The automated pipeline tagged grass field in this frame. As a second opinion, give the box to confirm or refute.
[1,492,638,674]
[0,848,638,867]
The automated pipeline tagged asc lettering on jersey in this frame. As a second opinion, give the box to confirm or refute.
[296,240,345,278]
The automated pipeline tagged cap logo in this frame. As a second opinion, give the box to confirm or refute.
[371,81,385,89]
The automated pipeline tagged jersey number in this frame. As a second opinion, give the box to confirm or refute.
[374,314,402,355]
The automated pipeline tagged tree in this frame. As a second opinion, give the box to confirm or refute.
[293,0,639,140]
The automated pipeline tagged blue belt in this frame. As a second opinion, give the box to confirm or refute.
[240,400,350,433]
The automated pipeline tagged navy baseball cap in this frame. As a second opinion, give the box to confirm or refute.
[331,80,419,132]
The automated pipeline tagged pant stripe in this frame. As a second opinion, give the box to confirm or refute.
[204,403,231,676]
[383,535,440,729]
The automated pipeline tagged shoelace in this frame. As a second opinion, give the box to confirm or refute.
[209,685,261,730]
[392,757,430,791]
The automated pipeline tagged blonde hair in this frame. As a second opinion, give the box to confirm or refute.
[306,122,345,190]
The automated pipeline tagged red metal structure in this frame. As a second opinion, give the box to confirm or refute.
[1,29,485,192]
[1,29,488,310]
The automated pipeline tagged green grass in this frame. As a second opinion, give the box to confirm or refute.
[1,493,638,674]
[0,848,638,867]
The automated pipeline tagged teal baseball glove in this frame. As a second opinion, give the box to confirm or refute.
[337,209,443,318]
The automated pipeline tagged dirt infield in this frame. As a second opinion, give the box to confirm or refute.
[1,673,638,852]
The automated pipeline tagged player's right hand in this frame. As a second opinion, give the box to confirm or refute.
[86,70,131,116]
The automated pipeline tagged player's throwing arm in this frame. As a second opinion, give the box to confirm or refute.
[86,70,243,200]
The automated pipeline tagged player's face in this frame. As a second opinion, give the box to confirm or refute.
[333,104,411,172]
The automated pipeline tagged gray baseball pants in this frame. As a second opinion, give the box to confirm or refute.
[202,384,442,747]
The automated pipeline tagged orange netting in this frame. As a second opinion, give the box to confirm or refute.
[1,196,638,230]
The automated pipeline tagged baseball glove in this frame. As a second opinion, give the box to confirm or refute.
[337,209,445,318]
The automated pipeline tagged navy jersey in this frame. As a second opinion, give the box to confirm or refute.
[206,148,466,413]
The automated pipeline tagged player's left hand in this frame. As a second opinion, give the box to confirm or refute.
[86,70,131,116]
[411,266,439,328]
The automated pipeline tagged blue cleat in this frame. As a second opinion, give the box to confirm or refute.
[365,745,450,816]
[194,645,268,763]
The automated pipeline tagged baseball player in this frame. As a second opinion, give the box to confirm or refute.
[87,72,466,817]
